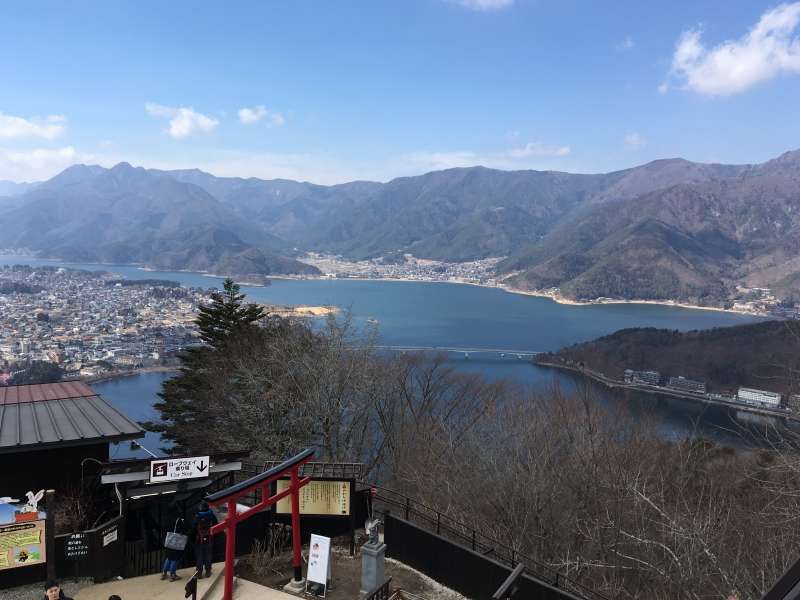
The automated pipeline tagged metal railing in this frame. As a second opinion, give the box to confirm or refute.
[233,463,608,600]
[369,484,609,600]
[364,576,393,600]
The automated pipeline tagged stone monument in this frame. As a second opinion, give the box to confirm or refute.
[360,518,387,598]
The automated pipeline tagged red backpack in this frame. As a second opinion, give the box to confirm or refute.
[196,515,211,545]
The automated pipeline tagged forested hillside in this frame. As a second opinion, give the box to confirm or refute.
[537,320,800,395]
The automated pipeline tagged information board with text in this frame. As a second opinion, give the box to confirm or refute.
[64,532,90,561]
[275,480,350,516]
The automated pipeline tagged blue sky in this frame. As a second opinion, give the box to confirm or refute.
[1,0,799,183]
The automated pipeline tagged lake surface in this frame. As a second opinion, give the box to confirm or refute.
[1,255,767,455]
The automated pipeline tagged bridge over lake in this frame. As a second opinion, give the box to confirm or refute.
[376,345,542,359]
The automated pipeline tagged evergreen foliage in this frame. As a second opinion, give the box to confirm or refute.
[9,360,63,385]
[195,278,265,347]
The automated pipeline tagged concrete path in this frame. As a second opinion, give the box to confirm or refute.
[209,578,298,600]
[74,562,225,600]
[73,562,298,600]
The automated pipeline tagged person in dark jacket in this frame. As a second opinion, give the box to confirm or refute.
[161,517,186,581]
[44,580,73,600]
[192,501,218,578]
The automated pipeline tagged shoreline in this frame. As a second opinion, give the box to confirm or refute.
[269,273,769,318]
[0,253,769,318]
[82,365,179,384]
[535,359,796,422]
[493,283,765,316]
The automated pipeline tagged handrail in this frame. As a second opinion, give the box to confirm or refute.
[233,464,608,600]
[364,576,392,600]
[368,483,610,600]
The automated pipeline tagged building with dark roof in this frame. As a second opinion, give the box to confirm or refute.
[0,381,143,498]
[667,375,707,395]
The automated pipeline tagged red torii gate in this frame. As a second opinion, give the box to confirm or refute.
[206,448,315,600]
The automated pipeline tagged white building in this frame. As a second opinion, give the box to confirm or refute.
[737,387,782,407]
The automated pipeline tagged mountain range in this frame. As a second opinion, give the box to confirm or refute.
[1,149,799,305]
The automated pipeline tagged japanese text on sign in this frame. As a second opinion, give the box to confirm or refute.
[275,480,350,516]
[150,456,210,483]
[65,533,90,560]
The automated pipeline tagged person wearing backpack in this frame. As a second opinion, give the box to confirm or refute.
[192,501,218,578]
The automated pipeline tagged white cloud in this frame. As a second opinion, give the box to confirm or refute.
[0,146,99,181]
[145,102,219,138]
[505,141,570,158]
[396,140,571,175]
[657,82,670,94]
[667,2,800,96]
[0,136,570,186]
[0,113,66,140]
[238,105,286,126]
[616,36,635,51]
[444,0,513,11]
[624,132,646,150]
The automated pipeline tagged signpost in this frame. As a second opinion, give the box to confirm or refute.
[306,534,332,597]
[149,456,210,483]
[275,480,350,516]
[273,472,357,556]
[0,520,47,571]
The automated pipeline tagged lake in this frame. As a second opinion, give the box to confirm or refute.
[0,255,766,454]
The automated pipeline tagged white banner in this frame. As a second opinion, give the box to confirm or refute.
[306,533,331,596]
[149,456,210,483]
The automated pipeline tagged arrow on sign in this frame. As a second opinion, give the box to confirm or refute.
[197,460,208,473]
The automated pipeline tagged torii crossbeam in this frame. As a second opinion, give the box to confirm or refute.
[206,448,315,600]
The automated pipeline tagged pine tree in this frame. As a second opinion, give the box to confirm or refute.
[196,278,265,347]
[149,279,266,453]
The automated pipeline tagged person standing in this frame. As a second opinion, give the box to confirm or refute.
[192,501,218,578]
[161,517,187,581]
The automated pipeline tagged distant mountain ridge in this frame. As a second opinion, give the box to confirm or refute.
[0,179,39,197]
[1,150,799,303]
[0,163,318,278]
[501,150,800,305]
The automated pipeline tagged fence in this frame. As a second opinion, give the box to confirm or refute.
[123,509,269,578]
[371,484,608,600]
[364,576,393,600]
[385,514,586,600]
[54,515,125,582]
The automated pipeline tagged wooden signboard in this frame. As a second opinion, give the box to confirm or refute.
[275,480,351,516]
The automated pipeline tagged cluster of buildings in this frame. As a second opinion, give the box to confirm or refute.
[623,368,800,411]
[731,286,800,319]
[0,265,209,380]
[302,253,502,285]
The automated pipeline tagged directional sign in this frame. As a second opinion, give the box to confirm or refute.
[150,456,211,483]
